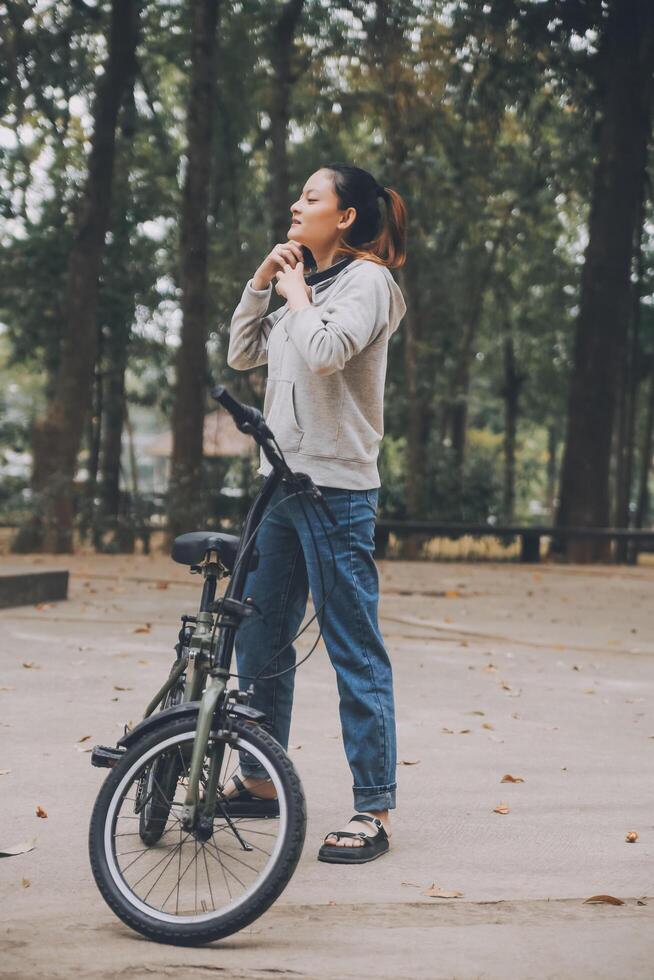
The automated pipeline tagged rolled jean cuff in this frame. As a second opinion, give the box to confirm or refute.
[239,753,267,780]
[353,783,397,812]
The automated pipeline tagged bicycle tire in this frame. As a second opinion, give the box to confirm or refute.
[88,715,306,945]
[137,754,182,846]
[137,681,185,845]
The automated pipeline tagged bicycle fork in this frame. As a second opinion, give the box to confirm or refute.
[181,671,228,839]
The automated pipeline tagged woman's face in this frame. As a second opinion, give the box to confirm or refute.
[287,169,356,253]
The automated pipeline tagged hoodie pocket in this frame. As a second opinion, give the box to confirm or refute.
[264,379,304,452]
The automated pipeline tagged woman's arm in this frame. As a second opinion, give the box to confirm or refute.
[282,267,390,376]
[227,278,277,370]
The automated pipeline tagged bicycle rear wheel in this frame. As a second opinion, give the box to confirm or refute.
[138,680,185,845]
[89,716,305,945]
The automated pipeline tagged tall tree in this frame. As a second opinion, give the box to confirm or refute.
[556,0,654,561]
[168,0,220,539]
[21,0,140,553]
[268,0,306,245]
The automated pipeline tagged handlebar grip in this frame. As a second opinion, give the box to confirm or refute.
[211,383,275,441]
[211,384,251,426]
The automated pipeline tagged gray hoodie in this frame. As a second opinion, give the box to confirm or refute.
[227,257,407,489]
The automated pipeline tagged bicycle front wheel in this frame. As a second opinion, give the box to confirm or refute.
[89,716,306,945]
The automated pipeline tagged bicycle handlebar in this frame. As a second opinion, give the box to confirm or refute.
[210,382,338,527]
[211,384,273,436]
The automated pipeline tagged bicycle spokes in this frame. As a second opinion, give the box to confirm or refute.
[108,732,284,919]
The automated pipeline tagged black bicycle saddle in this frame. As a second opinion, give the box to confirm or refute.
[171,531,259,572]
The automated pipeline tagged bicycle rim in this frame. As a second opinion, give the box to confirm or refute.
[101,728,289,925]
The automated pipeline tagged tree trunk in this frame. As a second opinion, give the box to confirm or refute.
[268,0,305,246]
[555,0,654,563]
[447,234,504,495]
[635,366,654,530]
[398,261,423,520]
[614,176,646,560]
[97,91,138,552]
[501,331,523,524]
[546,425,559,521]
[613,294,638,560]
[22,0,140,554]
[168,0,220,540]
[27,0,139,553]
[82,357,104,544]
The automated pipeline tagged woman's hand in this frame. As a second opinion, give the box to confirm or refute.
[252,242,305,291]
[274,260,312,308]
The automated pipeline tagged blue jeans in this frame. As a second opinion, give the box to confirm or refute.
[235,480,397,812]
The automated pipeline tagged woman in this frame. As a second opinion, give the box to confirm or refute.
[225,162,408,864]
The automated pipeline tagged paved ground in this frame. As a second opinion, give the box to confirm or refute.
[1,552,653,979]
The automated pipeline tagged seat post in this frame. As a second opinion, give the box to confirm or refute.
[199,561,218,613]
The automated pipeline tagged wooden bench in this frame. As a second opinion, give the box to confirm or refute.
[373,521,654,564]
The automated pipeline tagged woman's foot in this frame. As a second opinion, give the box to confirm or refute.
[323,810,391,848]
[222,773,278,801]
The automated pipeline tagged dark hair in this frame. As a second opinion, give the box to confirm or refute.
[315,162,408,270]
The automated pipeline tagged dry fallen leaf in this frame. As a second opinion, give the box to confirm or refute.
[501,774,525,783]
[155,581,169,590]
[113,685,133,691]
[458,729,471,734]
[482,722,495,730]
[22,662,40,670]
[484,664,497,673]
[444,590,460,599]
[501,682,521,697]
[0,686,15,692]
[77,735,92,743]
[289,744,302,750]
[625,831,639,843]
[425,883,464,899]
[35,805,48,819]
[34,602,54,611]
[21,878,30,888]
[74,744,93,753]
[0,769,11,776]
[0,838,37,858]
[493,803,510,814]
[397,759,420,765]
[467,710,485,716]
[132,624,152,634]
[583,895,624,906]
[441,727,454,734]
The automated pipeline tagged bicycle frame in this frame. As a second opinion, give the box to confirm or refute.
[179,460,291,834]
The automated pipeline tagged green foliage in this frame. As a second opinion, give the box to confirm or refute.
[1,0,651,543]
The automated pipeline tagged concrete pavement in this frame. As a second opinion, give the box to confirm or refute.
[1,553,653,978]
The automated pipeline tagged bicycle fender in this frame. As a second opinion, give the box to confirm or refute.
[117,701,267,750]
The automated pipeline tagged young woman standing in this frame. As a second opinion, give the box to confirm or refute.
[225,162,408,863]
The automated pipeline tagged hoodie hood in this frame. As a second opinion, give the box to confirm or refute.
[306,257,406,338]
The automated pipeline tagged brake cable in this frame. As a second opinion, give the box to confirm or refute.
[207,436,338,682]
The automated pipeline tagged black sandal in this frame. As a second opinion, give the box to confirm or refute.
[317,814,390,864]
[217,773,279,819]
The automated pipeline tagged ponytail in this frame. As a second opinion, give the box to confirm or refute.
[322,162,408,270]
